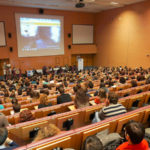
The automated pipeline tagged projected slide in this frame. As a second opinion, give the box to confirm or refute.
[15,14,64,57]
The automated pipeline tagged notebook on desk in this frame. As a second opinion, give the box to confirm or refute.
[90,100,97,106]
[68,105,76,111]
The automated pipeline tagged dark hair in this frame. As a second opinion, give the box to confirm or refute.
[58,86,65,94]
[83,135,103,150]
[73,86,78,93]
[40,89,44,94]
[4,90,9,97]
[43,90,49,96]
[99,88,106,99]
[108,92,118,104]
[125,121,145,144]
[119,77,126,84]
[13,103,21,113]
[18,88,22,95]
[100,83,105,88]
[131,80,137,87]
[26,88,32,96]
[63,81,68,87]
[32,91,40,99]
[0,127,8,145]
[11,98,18,104]
[88,81,94,89]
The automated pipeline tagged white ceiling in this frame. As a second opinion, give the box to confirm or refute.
[0,0,146,12]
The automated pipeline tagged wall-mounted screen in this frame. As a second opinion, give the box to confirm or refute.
[72,24,94,44]
[15,13,64,57]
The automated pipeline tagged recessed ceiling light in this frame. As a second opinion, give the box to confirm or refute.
[110,1,119,5]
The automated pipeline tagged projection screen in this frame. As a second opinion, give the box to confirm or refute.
[15,13,64,57]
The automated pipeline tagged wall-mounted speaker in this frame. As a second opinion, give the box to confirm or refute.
[9,47,13,52]
[68,33,71,38]
[39,8,44,14]
[68,45,71,49]
[8,33,12,38]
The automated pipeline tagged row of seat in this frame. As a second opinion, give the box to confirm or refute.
[6,89,150,126]
[6,90,150,143]
[14,104,150,150]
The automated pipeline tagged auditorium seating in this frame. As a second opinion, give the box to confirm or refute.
[14,104,150,150]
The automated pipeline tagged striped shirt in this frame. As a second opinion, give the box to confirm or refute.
[100,103,127,120]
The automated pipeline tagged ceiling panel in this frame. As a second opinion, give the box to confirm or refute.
[0,0,146,12]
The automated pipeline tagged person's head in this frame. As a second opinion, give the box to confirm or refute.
[99,82,105,88]
[32,91,40,99]
[119,77,126,84]
[83,135,103,150]
[74,88,89,109]
[11,98,18,105]
[0,127,8,145]
[108,92,118,104]
[98,88,106,99]
[0,113,9,127]
[26,88,32,96]
[73,86,78,94]
[39,94,48,105]
[13,103,21,113]
[131,80,137,87]
[34,124,60,142]
[58,86,65,94]
[63,81,68,87]
[4,90,9,97]
[88,81,94,89]
[19,110,35,123]
[43,90,49,96]
[18,88,22,95]
[124,121,145,144]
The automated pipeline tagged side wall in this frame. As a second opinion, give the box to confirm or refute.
[0,5,96,71]
[94,0,150,68]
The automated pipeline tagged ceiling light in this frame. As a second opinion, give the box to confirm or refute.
[110,2,119,5]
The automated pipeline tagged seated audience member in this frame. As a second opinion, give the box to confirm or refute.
[57,86,72,104]
[17,87,22,96]
[116,121,149,150]
[12,103,21,113]
[0,100,4,110]
[146,76,150,84]
[83,135,103,150]
[11,98,18,105]
[0,113,8,128]
[94,82,109,96]
[131,80,137,87]
[87,81,95,92]
[119,77,126,84]
[74,88,90,109]
[94,88,107,104]
[30,91,40,103]
[19,110,35,123]
[38,94,52,109]
[33,124,60,142]
[0,127,18,150]
[43,89,49,96]
[9,90,16,99]
[99,92,126,120]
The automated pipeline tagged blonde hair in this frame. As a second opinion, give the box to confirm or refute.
[34,124,60,142]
